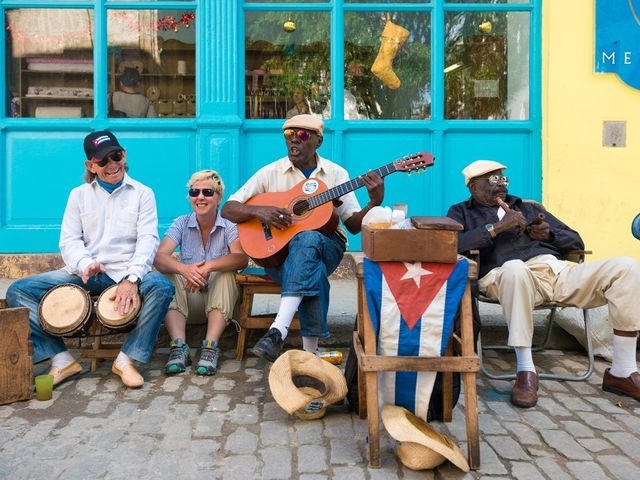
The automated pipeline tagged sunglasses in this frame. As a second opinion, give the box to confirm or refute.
[188,188,217,198]
[93,150,124,167]
[283,128,312,142]
[478,175,509,186]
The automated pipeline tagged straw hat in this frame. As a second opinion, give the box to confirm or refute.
[268,350,347,418]
[381,405,470,472]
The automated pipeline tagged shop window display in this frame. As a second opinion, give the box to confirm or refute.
[344,12,431,120]
[244,11,330,119]
[444,11,530,120]
[108,10,196,118]
[5,9,95,118]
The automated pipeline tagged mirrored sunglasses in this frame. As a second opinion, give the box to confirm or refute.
[188,188,217,198]
[486,175,509,186]
[283,128,311,142]
[94,150,124,167]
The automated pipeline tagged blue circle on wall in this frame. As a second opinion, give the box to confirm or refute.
[632,213,640,240]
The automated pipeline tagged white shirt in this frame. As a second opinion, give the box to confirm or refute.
[228,155,362,238]
[59,174,159,282]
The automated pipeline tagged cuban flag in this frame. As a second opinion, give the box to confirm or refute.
[363,257,468,421]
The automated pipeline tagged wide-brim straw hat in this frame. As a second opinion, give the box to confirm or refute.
[268,350,347,414]
[381,405,470,472]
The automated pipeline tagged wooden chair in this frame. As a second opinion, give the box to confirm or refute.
[474,249,595,382]
[234,269,299,361]
[353,259,480,470]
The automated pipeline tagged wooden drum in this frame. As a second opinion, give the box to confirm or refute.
[39,284,93,337]
[95,284,141,333]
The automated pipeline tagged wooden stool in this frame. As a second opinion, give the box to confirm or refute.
[80,323,123,373]
[235,269,299,361]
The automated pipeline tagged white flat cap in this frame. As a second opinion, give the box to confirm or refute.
[462,160,507,186]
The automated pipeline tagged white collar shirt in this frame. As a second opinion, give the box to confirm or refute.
[59,174,159,282]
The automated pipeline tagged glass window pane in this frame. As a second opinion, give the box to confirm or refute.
[247,1,328,3]
[345,12,430,120]
[446,1,529,4]
[6,9,94,118]
[245,11,330,120]
[108,10,196,118]
[445,11,529,120]
[347,1,426,3]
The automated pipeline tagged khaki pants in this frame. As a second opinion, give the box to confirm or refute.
[167,271,238,323]
[479,255,640,347]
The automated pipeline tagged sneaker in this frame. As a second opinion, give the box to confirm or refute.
[251,328,284,363]
[195,340,220,376]
[165,338,191,374]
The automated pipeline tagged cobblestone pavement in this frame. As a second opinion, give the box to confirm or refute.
[1,343,639,480]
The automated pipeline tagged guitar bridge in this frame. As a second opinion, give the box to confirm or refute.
[261,222,273,240]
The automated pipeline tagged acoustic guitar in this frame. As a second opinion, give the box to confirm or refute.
[238,152,435,267]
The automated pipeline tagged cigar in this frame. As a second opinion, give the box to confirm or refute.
[526,213,546,232]
[496,197,509,211]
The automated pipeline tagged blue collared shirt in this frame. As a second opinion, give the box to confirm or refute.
[164,212,239,264]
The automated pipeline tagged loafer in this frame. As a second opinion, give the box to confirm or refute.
[112,363,144,388]
[511,371,539,408]
[48,361,82,386]
[602,369,640,402]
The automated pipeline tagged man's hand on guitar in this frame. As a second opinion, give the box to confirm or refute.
[361,171,384,207]
[256,206,292,230]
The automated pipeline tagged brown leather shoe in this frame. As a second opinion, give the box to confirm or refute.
[511,371,539,408]
[112,363,144,388]
[48,361,82,386]
[602,369,640,402]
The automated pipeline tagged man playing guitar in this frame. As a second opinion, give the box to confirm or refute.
[221,114,384,363]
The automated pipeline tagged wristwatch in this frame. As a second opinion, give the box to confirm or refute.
[485,223,496,239]
[125,274,140,285]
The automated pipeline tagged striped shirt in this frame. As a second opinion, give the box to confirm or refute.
[164,212,238,264]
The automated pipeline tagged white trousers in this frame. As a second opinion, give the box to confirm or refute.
[479,255,640,347]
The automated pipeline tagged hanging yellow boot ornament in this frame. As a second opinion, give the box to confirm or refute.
[370,19,410,90]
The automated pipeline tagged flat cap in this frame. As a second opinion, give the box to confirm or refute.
[282,114,324,136]
[462,160,507,186]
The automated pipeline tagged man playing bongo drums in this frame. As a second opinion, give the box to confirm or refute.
[6,130,174,389]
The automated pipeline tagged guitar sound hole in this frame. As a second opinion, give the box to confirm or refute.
[292,200,310,216]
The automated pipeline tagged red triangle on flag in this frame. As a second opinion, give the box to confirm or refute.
[379,261,456,330]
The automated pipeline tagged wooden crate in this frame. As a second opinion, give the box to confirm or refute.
[362,216,462,263]
[0,306,33,404]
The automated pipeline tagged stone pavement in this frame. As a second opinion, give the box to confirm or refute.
[1,341,639,479]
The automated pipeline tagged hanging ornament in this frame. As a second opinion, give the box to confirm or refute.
[478,21,492,34]
[283,15,296,33]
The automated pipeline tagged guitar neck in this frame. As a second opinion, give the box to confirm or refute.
[308,162,397,209]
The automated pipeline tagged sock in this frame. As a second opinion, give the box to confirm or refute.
[302,336,319,354]
[609,334,638,378]
[515,347,536,373]
[51,351,75,369]
[370,20,410,89]
[115,351,133,369]
[271,296,303,340]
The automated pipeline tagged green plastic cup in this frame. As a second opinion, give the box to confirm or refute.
[35,374,54,401]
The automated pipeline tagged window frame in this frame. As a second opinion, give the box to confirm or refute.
[1,0,198,123]
[242,0,536,129]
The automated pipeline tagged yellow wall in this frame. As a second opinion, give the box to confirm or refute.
[543,1,640,260]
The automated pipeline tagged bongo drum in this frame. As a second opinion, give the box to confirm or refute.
[95,284,141,333]
[39,284,93,337]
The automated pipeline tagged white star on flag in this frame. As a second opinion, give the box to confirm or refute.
[400,262,433,287]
